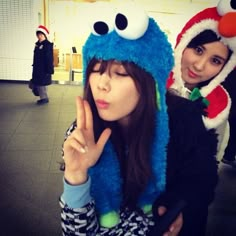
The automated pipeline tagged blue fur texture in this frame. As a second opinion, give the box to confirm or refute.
[83,16,174,215]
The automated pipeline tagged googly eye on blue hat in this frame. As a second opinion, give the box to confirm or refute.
[83,2,174,111]
[114,3,149,40]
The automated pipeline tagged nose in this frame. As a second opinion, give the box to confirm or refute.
[97,72,111,91]
[193,57,207,71]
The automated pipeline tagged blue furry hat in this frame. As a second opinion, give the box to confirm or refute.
[82,2,174,228]
[83,2,173,111]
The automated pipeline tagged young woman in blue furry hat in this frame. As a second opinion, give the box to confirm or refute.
[59,2,217,236]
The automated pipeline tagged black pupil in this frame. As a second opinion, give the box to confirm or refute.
[115,13,128,31]
[231,0,236,9]
[94,21,109,35]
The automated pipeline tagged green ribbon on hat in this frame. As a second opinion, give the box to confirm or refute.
[189,88,210,107]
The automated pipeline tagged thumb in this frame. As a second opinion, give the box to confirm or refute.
[97,128,112,150]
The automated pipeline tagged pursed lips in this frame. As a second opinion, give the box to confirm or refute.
[96,99,109,109]
[188,68,199,79]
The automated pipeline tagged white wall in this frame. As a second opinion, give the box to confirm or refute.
[48,1,92,64]
[135,0,219,45]
[0,0,43,81]
[49,0,219,59]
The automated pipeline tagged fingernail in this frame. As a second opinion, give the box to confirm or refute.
[170,226,175,232]
[84,146,89,152]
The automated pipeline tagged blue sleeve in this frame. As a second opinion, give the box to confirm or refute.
[61,176,92,208]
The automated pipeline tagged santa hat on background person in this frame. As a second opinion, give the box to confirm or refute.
[168,0,236,129]
[36,25,49,39]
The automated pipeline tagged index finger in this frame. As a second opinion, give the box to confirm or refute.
[83,99,93,131]
[76,96,86,129]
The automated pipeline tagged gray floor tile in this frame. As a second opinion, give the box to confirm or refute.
[15,121,58,134]
[0,120,20,134]
[0,110,26,122]
[6,134,55,150]
[58,111,76,123]
[0,134,12,151]
[23,110,60,123]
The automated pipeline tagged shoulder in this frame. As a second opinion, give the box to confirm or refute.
[166,91,217,148]
[166,91,206,127]
[43,40,53,49]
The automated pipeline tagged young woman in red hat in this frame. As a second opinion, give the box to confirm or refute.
[166,0,236,234]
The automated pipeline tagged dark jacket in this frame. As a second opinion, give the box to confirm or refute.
[152,91,219,236]
[32,39,54,86]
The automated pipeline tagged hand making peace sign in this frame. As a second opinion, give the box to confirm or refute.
[63,96,112,185]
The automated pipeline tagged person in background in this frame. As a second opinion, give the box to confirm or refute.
[30,25,54,105]
[59,2,219,236]
[165,0,236,234]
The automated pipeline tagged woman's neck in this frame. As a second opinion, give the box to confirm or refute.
[117,121,129,144]
[184,82,197,90]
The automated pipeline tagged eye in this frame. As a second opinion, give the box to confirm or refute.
[114,3,149,40]
[211,57,224,66]
[88,3,115,36]
[194,46,203,55]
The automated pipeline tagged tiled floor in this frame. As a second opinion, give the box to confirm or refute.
[0,82,82,236]
[0,82,235,236]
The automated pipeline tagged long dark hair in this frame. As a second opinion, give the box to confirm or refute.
[84,58,157,209]
[187,29,232,88]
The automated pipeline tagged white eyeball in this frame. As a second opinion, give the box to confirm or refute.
[217,0,236,16]
[114,2,149,40]
[88,2,115,36]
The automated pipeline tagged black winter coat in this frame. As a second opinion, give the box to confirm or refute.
[152,91,219,236]
[32,39,54,86]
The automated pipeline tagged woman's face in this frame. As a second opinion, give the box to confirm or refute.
[37,32,46,42]
[181,41,229,89]
[89,61,140,126]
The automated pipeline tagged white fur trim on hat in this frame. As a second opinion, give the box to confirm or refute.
[36,25,49,38]
[202,86,231,129]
